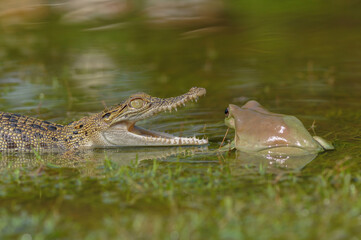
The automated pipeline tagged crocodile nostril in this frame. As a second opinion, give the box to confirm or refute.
[225,108,229,116]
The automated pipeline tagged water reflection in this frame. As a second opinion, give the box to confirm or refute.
[70,49,118,102]
[0,146,318,174]
[234,151,317,172]
[59,0,131,23]
[71,50,116,83]
[0,146,207,175]
[0,0,226,27]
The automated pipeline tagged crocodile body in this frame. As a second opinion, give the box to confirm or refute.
[0,113,66,151]
[0,87,208,152]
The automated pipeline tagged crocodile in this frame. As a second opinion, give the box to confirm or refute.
[0,87,208,152]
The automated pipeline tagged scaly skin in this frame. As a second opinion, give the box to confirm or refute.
[0,87,208,152]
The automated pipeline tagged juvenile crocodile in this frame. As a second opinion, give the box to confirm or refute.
[0,87,208,152]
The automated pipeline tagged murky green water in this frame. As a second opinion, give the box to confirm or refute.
[0,1,360,239]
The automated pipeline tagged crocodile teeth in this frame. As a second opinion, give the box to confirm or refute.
[140,135,208,146]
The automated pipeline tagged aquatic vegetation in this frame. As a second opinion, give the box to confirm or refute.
[0,156,361,239]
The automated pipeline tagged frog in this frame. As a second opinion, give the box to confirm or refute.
[224,100,334,155]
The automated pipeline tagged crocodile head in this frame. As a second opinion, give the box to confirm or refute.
[69,87,208,148]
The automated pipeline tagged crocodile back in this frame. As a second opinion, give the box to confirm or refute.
[0,112,66,152]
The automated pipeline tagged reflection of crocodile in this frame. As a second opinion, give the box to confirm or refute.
[0,87,208,152]
[0,146,207,174]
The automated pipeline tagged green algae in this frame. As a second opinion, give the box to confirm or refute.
[1,158,361,239]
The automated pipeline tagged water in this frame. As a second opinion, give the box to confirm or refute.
[1,22,359,170]
[0,1,360,238]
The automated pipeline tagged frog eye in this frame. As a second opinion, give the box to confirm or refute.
[129,99,144,109]
[225,108,229,117]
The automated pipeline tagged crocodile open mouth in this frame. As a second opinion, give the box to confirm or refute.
[102,87,208,146]
[127,121,208,145]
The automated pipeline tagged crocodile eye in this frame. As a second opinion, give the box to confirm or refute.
[129,99,144,109]
[225,108,229,117]
[102,112,111,119]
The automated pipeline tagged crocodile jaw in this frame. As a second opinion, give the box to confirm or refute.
[85,87,208,148]
[100,122,208,147]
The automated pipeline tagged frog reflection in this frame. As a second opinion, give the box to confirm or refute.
[224,101,334,155]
